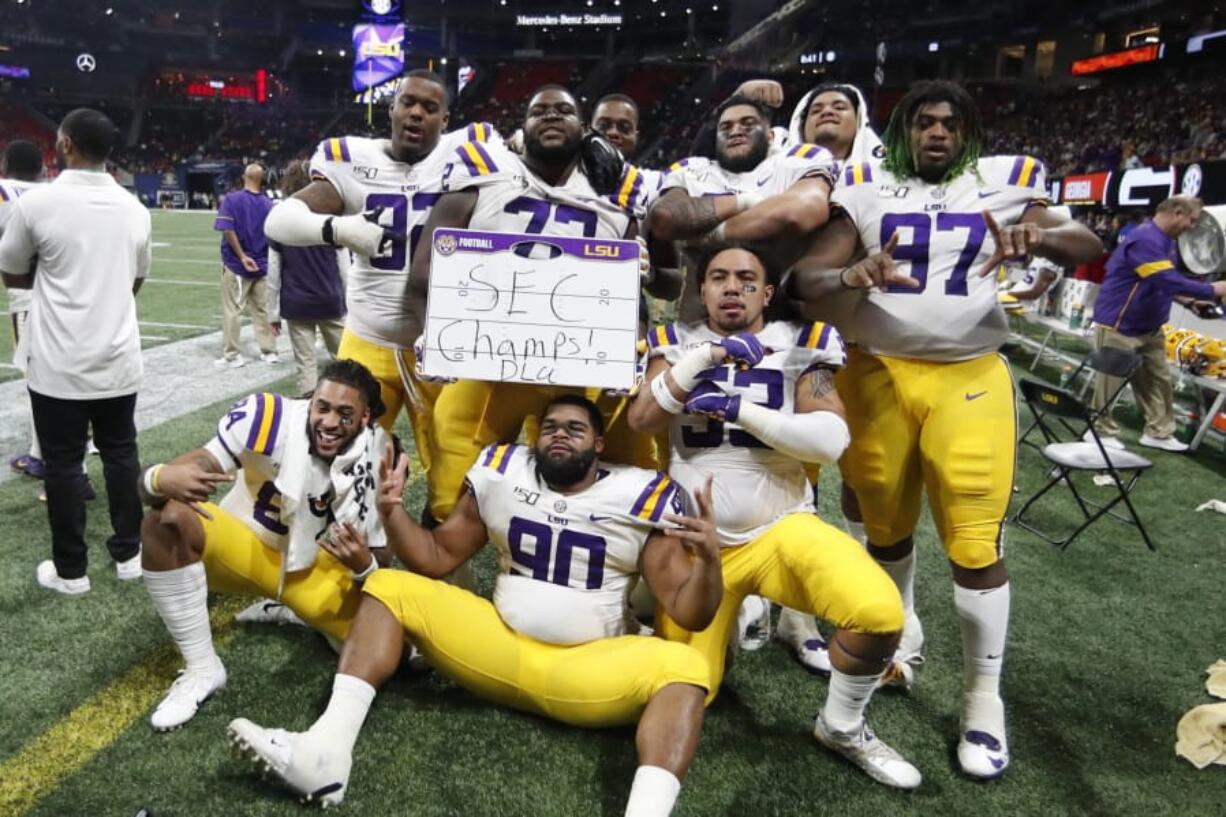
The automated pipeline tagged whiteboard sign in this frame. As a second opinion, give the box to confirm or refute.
[422,228,641,389]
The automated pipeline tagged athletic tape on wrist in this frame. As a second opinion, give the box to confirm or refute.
[651,373,686,414]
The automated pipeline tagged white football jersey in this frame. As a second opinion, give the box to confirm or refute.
[660,142,836,200]
[309,123,501,348]
[202,392,384,555]
[0,178,38,315]
[465,443,684,645]
[831,155,1050,361]
[649,319,846,546]
[442,140,638,240]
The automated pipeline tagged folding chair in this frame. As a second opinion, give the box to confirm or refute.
[1018,347,1141,452]
[1013,378,1156,551]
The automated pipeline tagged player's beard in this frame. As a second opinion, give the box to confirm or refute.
[717,130,769,173]
[535,444,598,488]
[525,130,582,164]
[306,417,360,463]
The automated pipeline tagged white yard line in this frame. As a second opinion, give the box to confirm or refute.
[141,278,216,287]
[139,320,211,330]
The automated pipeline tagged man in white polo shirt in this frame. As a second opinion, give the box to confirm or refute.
[0,108,151,595]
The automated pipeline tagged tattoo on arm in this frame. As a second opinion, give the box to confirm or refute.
[807,367,837,400]
[660,194,721,236]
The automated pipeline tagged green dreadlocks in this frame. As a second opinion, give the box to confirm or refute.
[881,80,984,184]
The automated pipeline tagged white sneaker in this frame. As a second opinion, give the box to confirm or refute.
[214,356,246,369]
[813,712,922,790]
[775,610,832,674]
[228,718,351,807]
[35,560,90,595]
[1138,433,1189,452]
[260,352,280,364]
[116,551,142,581]
[896,610,925,665]
[150,662,227,731]
[957,728,1010,779]
[1083,430,1124,450]
[235,599,307,626]
[737,595,772,651]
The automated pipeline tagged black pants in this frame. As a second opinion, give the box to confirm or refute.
[29,390,142,579]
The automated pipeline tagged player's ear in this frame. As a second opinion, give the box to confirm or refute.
[441,108,451,129]
[594,434,605,455]
[764,283,775,305]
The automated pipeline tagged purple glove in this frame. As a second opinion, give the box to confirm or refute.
[715,332,767,367]
[685,381,742,421]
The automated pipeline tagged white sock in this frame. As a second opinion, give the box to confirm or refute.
[307,673,377,757]
[624,765,681,817]
[874,549,916,613]
[144,562,219,675]
[953,582,1010,735]
[822,669,880,733]
[844,519,866,545]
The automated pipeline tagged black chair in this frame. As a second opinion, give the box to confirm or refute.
[1019,347,1141,452]
[1013,378,1156,551]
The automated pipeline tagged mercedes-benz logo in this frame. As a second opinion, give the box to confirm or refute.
[75,53,96,73]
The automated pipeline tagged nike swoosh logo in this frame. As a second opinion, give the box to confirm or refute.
[589,514,612,522]
[965,391,988,401]
[978,190,998,198]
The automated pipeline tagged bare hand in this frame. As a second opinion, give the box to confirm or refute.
[661,475,719,563]
[840,233,920,290]
[319,521,374,573]
[157,462,235,519]
[241,254,260,273]
[377,442,408,519]
[978,210,1045,276]
[737,79,785,109]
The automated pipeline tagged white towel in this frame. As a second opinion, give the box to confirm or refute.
[274,400,388,591]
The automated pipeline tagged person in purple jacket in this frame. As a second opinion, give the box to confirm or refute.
[214,163,277,369]
[267,161,347,396]
[1090,195,1226,452]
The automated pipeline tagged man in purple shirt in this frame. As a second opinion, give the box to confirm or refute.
[1090,195,1226,451]
[214,163,277,369]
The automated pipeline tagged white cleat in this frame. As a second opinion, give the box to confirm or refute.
[896,611,925,666]
[737,595,772,652]
[151,661,227,731]
[775,611,832,674]
[235,599,307,627]
[116,551,142,581]
[227,718,351,808]
[958,728,1010,780]
[875,661,914,693]
[813,713,922,790]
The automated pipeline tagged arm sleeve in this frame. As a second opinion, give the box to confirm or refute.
[778,144,837,189]
[441,140,515,193]
[202,393,286,474]
[213,195,234,232]
[0,201,36,277]
[1153,268,1216,300]
[308,138,363,216]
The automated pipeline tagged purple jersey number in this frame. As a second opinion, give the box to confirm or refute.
[503,196,599,237]
[252,480,289,536]
[680,366,785,449]
[881,211,987,295]
[507,516,607,589]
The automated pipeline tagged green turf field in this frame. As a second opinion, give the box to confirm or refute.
[1,211,1225,816]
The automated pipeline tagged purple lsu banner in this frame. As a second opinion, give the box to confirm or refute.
[352,23,405,92]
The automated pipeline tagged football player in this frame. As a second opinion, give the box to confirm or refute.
[0,140,44,478]
[263,69,500,475]
[648,93,839,659]
[228,395,722,816]
[414,84,677,523]
[647,92,835,278]
[791,80,1103,778]
[626,244,920,790]
[139,359,393,731]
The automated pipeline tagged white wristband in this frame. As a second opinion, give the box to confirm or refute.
[734,191,764,213]
[651,372,686,414]
[668,344,717,392]
[353,556,378,582]
[142,464,165,498]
